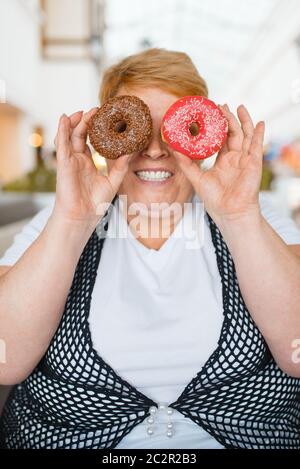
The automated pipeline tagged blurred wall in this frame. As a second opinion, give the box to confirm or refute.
[0,104,23,183]
[225,0,300,143]
[0,0,41,175]
[39,61,100,149]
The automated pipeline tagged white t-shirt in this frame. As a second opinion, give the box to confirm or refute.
[1,193,300,449]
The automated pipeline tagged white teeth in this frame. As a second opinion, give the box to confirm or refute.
[136,170,172,181]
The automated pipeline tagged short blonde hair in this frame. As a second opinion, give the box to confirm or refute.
[99,48,208,104]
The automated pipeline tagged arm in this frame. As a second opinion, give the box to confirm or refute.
[0,110,132,385]
[174,104,300,377]
[0,215,94,385]
[216,211,300,377]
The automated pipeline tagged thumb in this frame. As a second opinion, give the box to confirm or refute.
[173,151,204,189]
[94,154,132,217]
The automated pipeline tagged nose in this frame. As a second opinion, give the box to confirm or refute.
[141,128,169,160]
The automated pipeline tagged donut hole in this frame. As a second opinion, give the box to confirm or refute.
[188,122,201,137]
[114,120,127,134]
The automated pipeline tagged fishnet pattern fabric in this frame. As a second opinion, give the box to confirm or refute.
[1,202,299,449]
[170,214,300,448]
[0,204,156,449]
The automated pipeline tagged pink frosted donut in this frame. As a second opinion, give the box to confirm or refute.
[161,96,228,160]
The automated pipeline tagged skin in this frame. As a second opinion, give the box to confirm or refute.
[0,87,300,385]
[107,87,195,249]
[109,88,194,209]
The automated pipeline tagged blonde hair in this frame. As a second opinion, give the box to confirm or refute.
[99,48,208,104]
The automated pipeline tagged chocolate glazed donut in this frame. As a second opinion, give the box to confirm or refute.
[88,95,153,159]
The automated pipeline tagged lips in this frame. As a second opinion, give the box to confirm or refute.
[134,169,174,182]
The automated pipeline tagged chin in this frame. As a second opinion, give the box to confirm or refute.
[126,188,178,207]
[119,173,193,212]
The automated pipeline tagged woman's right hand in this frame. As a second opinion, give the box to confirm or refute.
[53,109,132,227]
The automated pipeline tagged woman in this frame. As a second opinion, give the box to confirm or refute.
[0,48,300,449]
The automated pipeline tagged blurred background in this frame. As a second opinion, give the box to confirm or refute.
[0,0,300,255]
[0,0,300,413]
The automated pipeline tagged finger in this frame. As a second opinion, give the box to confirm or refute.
[220,104,243,153]
[84,144,93,159]
[56,114,71,161]
[69,110,84,129]
[107,154,133,192]
[173,151,204,189]
[71,107,99,153]
[54,111,82,146]
[216,106,229,158]
[237,105,254,155]
[248,121,265,161]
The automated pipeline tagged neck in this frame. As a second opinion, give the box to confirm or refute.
[118,193,195,251]
[126,204,188,251]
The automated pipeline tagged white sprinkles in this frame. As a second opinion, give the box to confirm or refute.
[162,96,228,159]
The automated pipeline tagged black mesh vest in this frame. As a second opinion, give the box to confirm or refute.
[1,198,300,449]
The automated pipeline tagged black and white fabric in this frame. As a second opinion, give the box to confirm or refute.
[1,197,300,449]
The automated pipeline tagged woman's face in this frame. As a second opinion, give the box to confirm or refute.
[106,87,195,211]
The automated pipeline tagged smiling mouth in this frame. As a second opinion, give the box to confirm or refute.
[134,170,173,182]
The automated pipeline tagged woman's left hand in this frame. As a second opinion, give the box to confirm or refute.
[173,104,265,224]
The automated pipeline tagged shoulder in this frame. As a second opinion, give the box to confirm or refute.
[0,199,55,266]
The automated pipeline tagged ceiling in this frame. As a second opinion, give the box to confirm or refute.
[104,0,278,100]
[104,0,300,141]
[10,0,300,142]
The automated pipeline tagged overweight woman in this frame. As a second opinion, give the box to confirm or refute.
[0,48,300,449]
